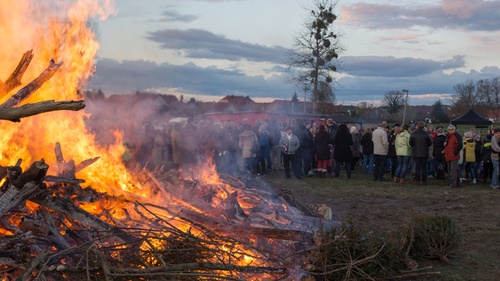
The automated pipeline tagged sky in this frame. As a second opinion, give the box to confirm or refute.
[87,0,500,106]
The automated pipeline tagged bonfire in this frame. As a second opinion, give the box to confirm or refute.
[0,1,335,280]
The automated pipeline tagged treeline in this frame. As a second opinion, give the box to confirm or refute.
[451,77,500,120]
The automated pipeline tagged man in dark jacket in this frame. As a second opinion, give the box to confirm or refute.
[293,119,313,178]
[409,121,432,184]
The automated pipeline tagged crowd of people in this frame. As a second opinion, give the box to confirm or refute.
[128,116,500,189]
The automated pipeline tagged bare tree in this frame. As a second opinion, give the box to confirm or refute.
[450,79,484,115]
[288,0,342,113]
[383,91,405,116]
[483,77,500,121]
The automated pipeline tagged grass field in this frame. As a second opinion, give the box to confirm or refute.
[262,167,500,281]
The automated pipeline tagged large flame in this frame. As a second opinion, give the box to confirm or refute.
[0,1,150,197]
[0,2,296,278]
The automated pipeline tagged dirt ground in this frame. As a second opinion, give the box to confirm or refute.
[263,171,500,281]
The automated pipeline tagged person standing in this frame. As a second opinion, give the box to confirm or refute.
[268,118,283,171]
[444,125,463,188]
[360,127,374,174]
[333,124,354,179]
[394,124,411,184]
[482,136,493,184]
[279,126,301,179]
[388,125,400,179]
[255,124,270,176]
[372,121,389,181]
[350,126,361,173]
[433,126,447,180]
[490,128,500,189]
[325,118,338,176]
[239,124,259,175]
[313,125,331,178]
[293,119,313,178]
[409,121,433,185]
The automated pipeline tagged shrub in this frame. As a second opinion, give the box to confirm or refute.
[402,215,461,264]
[308,223,405,280]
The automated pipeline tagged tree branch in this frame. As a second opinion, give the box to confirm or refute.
[0,50,34,98]
[0,100,85,122]
[1,59,63,108]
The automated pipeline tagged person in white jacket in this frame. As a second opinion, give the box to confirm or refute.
[372,121,389,181]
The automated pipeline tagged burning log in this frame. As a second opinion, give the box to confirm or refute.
[0,51,86,122]
[0,50,34,97]
[0,160,48,218]
[0,100,86,122]
[1,59,63,108]
[29,193,137,244]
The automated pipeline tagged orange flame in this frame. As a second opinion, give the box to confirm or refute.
[0,1,155,198]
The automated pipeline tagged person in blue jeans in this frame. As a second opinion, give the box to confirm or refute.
[394,124,411,183]
[360,127,374,174]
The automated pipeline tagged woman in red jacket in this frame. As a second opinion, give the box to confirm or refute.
[444,125,463,188]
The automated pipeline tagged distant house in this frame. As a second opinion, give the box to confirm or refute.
[218,95,257,112]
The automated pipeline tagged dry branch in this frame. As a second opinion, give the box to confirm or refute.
[1,59,63,108]
[0,50,34,97]
[0,100,85,122]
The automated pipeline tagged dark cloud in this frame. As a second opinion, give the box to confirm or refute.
[88,58,293,98]
[341,0,500,31]
[342,55,466,77]
[160,10,198,23]
[146,28,289,63]
[88,58,500,106]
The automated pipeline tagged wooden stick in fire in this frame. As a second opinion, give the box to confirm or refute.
[1,59,63,108]
[0,49,34,97]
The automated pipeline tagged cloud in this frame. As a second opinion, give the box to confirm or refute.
[88,58,293,98]
[341,55,466,77]
[340,0,500,31]
[145,28,289,63]
[88,57,500,106]
[160,10,198,23]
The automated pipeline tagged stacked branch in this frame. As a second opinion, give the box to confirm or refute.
[0,172,295,280]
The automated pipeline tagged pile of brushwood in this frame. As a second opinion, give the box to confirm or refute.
[304,215,461,281]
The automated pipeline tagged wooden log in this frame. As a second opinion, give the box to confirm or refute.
[0,50,34,97]
[0,100,85,122]
[1,59,63,108]
[0,160,48,217]
[75,157,100,173]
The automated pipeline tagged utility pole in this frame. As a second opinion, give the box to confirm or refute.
[402,89,409,125]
